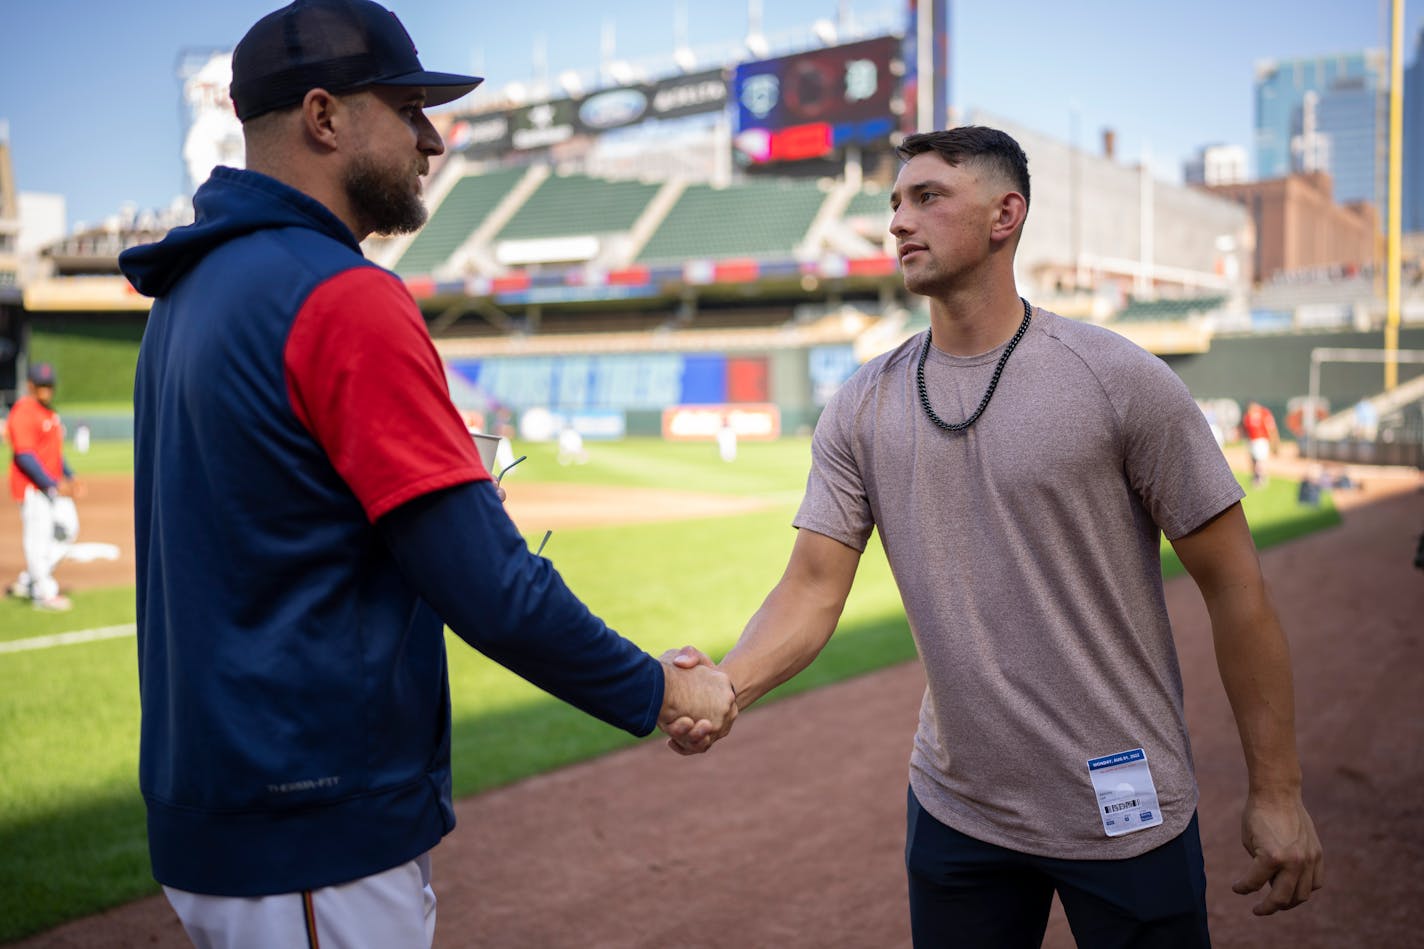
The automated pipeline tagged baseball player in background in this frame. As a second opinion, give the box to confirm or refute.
[6,362,81,612]
[1242,399,1281,487]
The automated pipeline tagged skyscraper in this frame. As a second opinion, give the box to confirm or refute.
[1254,51,1386,206]
[1316,77,1381,208]
[1404,27,1424,232]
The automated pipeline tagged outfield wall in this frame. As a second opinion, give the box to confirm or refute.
[1163,326,1424,423]
[443,343,850,440]
[14,309,1423,447]
[25,315,144,405]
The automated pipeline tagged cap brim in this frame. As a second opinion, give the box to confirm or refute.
[379,70,483,108]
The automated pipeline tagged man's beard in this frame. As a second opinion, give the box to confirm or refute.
[344,153,428,236]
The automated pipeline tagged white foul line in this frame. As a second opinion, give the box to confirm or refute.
[0,624,137,654]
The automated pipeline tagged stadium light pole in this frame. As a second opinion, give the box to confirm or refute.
[1385,0,1404,391]
[1070,102,1081,292]
[600,19,615,87]
[746,0,768,58]
[1138,144,1154,298]
[916,0,933,131]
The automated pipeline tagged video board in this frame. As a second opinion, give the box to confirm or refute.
[732,36,900,164]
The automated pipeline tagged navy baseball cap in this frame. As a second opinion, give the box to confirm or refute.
[230,0,483,121]
[28,363,57,386]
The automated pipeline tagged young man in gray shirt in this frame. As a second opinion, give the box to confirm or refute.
[669,126,1322,947]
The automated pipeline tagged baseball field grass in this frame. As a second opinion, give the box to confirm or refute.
[0,437,1337,942]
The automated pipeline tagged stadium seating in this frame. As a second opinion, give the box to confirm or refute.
[1114,295,1227,322]
[394,167,526,276]
[842,187,893,222]
[493,173,660,242]
[635,178,830,264]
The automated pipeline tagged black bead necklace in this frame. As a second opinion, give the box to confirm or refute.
[916,297,1033,433]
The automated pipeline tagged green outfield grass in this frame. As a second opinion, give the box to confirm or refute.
[0,438,1337,941]
[64,438,135,477]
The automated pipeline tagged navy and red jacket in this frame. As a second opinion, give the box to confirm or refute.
[119,166,663,896]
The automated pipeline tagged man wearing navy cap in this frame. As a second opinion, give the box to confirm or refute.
[120,2,736,945]
[6,362,81,612]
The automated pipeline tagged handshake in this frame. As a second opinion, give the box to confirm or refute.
[657,646,739,755]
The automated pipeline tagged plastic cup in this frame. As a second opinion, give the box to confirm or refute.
[470,431,501,472]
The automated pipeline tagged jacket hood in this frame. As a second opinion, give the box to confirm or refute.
[119,167,361,298]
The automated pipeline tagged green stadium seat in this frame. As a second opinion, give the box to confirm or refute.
[1114,295,1227,322]
[394,167,526,276]
[636,178,828,263]
[493,173,660,242]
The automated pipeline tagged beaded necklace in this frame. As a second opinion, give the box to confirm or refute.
[916,297,1032,433]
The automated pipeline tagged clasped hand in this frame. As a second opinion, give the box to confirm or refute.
[657,646,737,755]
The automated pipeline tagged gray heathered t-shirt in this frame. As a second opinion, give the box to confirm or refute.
[794,307,1245,860]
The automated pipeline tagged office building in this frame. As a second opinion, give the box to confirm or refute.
[1404,27,1424,232]
[1315,77,1382,208]
[1184,144,1248,186]
[1254,51,1386,206]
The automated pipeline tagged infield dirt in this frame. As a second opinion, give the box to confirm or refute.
[6,454,1422,948]
[0,480,776,595]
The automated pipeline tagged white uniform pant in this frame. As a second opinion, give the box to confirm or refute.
[14,488,78,601]
[164,852,436,949]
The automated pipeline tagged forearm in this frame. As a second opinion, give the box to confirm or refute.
[1176,506,1322,912]
[1206,580,1303,797]
[381,481,663,735]
[719,599,832,709]
[13,452,59,493]
[1206,577,1325,915]
[720,545,855,708]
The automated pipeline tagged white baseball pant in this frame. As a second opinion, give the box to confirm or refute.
[14,488,78,601]
[163,851,436,949]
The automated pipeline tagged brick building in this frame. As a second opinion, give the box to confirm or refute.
[1207,171,1378,284]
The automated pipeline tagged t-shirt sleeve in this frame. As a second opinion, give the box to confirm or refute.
[793,374,876,551]
[1118,354,1245,540]
[285,266,490,522]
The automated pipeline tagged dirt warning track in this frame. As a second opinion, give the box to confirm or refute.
[10,470,1423,949]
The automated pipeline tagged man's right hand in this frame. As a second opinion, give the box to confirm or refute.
[657,648,736,755]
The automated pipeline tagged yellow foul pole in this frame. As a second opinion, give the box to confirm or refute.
[1386,0,1404,390]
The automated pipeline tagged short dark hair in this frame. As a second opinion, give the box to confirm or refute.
[896,126,1031,210]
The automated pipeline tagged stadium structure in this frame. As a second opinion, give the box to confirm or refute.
[5,0,1424,462]
[1,123,22,400]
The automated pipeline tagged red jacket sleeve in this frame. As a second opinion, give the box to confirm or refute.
[285,266,491,522]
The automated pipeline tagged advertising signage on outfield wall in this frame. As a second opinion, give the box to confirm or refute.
[449,69,728,157]
[663,404,782,441]
[732,35,900,164]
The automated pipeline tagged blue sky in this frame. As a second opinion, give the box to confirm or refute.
[0,0,1414,229]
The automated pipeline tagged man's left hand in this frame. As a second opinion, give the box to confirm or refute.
[1232,793,1324,915]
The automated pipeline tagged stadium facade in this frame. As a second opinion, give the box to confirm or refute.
[4,3,1422,455]
[0,125,24,398]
